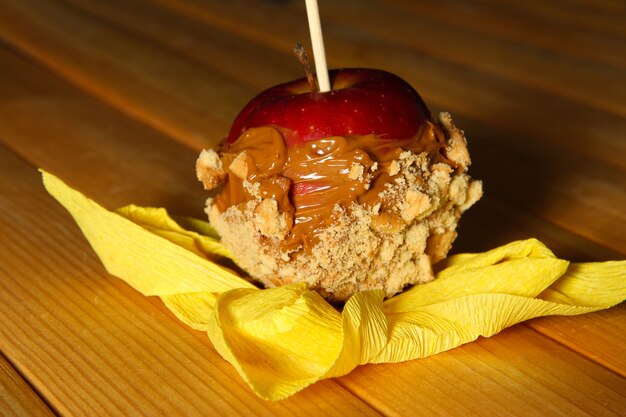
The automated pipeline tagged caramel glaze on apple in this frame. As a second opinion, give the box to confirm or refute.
[213,120,457,254]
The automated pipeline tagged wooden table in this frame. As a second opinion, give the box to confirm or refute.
[0,0,624,415]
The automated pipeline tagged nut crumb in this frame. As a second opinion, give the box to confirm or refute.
[196,149,226,190]
[401,189,431,222]
[201,112,481,302]
[229,151,249,180]
[388,161,400,176]
[253,198,291,239]
[348,163,364,180]
[370,212,405,234]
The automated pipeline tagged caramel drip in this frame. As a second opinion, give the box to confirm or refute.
[214,121,452,252]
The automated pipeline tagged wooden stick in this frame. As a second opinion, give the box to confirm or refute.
[305,0,331,92]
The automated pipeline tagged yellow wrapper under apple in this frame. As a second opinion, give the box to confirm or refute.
[42,171,626,401]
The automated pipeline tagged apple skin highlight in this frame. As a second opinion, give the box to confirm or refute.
[227,68,430,146]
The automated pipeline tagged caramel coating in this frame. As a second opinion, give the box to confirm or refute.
[198,112,482,302]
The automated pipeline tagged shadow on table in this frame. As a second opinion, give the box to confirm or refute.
[447,112,613,262]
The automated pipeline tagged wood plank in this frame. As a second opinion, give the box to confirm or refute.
[0,3,619,261]
[149,0,626,171]
[0,46,206,216]
[454,112,626,256]
[0,8,624,378]
[305,0,626,117]
[2,0,626,172]
[2,0,624,256]
[141,0,626,254]
[0,56,382,417]
[0,0,258,149]
[453,196,625,263]
[528,304,626,377]
[337,327,626,417]
[60,0,305,90]
[0,64,623,417]
[59,0,626,254]
[384,0,626,66]
[0,1,623,416]
[474,0,626,39]
[0,354,56,417]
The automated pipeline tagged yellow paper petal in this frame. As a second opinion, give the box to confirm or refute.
[207,288,393,399]
[42,171,255,295]
[385,239,569,312]
[42,170,626,401]
[326,290,388,378]
[438,238,558,269]
[161,292,220,331]
[116,205,234,261]
[372,311,469,362]
[373,294,603,364]
[207,284,343,400]
[173,215,221,240]
[539,261,626,307]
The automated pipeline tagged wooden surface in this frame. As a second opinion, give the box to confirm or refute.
[0,0,624,415]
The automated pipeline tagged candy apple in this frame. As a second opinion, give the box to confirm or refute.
[227,68,430,146]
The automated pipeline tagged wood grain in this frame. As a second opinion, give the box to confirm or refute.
[0,0,624,415]
[528,304,626,377]
[2,0,625,171]
[0,354,56,417]
[0,35,624,415]
[385,0,626,68]
[0,78,621,417]
[0,0,623,380]
[0,45,207,216]
[149,0,626,170]
[338,327,626,417]
[309,0,626,117]
[474,0,626,40]
[0,0,255,149]
[62,0,305,90]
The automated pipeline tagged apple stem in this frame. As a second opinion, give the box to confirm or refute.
[305,0,331,92]
[293,43,319,92]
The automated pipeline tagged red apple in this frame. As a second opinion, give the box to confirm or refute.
[227,68,430,146]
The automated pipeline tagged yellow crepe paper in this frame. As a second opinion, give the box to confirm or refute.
[42,171,626,401]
